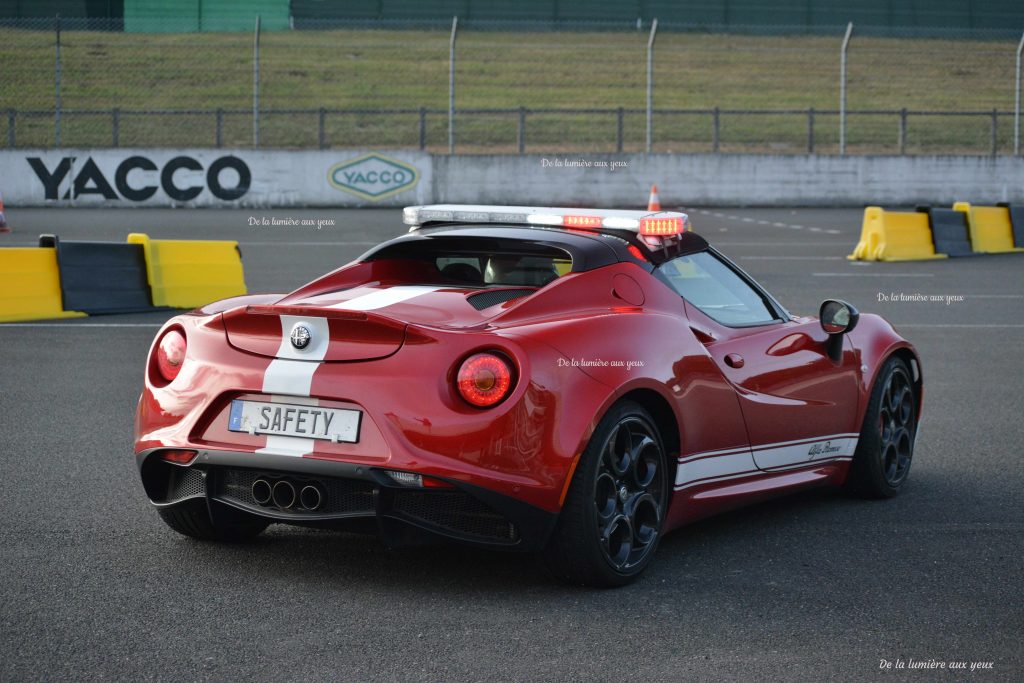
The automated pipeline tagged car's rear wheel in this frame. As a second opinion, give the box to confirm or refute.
[544,400,668,587]
[847,356,917,498]
[158,499,269,542]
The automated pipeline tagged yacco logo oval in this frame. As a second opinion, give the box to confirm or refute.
[327,154,420,201]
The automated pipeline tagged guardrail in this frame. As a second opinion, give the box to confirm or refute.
[3,107,1017,156]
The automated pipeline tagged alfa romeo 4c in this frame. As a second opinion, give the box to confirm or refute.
[135,205,922,586]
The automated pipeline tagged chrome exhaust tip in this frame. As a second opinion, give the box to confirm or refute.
[271,480,297,509]
[251,479,272,506]
[299,484,323,511]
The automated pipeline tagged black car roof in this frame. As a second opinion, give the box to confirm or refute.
[360,223,710,272]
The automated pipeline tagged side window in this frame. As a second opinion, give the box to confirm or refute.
[657,251,779,326]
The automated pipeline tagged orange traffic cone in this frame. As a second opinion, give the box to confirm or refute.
[0,191,9,233]
[647,184,661,211]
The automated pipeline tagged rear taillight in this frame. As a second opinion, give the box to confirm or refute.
[156,329,186,382]
[456,352,514,408]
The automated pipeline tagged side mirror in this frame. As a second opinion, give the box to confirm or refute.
[819,299,859,362]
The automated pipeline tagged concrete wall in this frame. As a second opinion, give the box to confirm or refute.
[2,149,1022,208]
[0,149,432,208]
[434,154,1024,207]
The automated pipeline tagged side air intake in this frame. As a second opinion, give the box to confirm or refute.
[466,288,536,311]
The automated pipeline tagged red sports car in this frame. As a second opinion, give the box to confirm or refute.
[135,205,922,586]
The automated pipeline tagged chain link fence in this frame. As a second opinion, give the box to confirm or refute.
[1,17,1022,155]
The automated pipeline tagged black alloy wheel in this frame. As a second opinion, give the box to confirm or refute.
[847,356,918,499]
[544,401,668,587]
[593,416,666,572]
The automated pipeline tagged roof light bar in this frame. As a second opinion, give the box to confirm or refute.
[562,215,604,228]
[404,204,691,236]
[639,217,685,236]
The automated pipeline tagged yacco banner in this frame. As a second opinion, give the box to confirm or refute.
[0,149,431,207]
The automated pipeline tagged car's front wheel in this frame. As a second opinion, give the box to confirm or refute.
[544,400,668,587]
[847,356,918,498]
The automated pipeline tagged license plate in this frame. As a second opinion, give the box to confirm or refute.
[228,400,361,443]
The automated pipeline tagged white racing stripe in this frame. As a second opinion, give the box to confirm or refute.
[676,470,761,491]
[330,285,440,311]
[751,433,859,469]
[257,315,330,457]
[254,288,437,456]
[674,433,859,490]
[675,451,758,488]
[678,445,751,463]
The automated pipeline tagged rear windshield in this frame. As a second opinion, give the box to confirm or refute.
[367,238,572,288]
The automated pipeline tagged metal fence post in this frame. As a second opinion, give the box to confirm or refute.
[991,108,998,157]
[253,15,261,148]
[318,107,326,149]
[898,108,907,155]
[646,18,658,154]
[55,14,62,148]
[839,22,853,156]
[712,107,720,152]
[1016,31,1024,155]
[112,108,119,147]
[517,107,526,155]
[616,107,624,153]
[807,107,815,154]
[448,16,458,155]
[7,109,15,148]
[419,107,427,150]
[216,108,223,148]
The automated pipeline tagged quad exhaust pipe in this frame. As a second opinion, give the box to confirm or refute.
[299,485,322,511]
[272,480,296,509]
[251,478,323,511]
[252,478,272,505]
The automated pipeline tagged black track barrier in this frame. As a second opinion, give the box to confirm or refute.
[998,203,1024,249]
[41,234,157,314]
[917,207,973,257]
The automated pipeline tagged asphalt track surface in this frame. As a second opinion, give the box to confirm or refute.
[1,207,1022,682]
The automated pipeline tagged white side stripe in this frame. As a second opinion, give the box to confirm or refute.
[674,434,859,489]
[330,285,440,311]
[750,433,860,452]
[678,445,752,463]
[675,451,757,487]
[675,471,761,491]
[753,435,858,469]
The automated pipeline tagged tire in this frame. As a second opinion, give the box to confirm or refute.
[846,356,917,499]
[544,400,669,587]
[157,499,269,542]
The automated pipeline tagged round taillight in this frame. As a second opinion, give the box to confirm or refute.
[456,353,514,408]
[156,329,187,382]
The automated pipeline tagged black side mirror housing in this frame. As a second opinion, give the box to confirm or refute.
[819,299,860,362]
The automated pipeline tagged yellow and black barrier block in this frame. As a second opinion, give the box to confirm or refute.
[848,207,947,262]
[127,233,246,309]
[0,246,86,323]
[917,207,973,257]
[953,203,1024,254]
[44,234,156,314]
[1003,204,1024,249]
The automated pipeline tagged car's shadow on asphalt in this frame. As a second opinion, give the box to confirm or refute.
[163,483,905,595]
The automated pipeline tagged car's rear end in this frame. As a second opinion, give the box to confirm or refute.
[135,228,623,550]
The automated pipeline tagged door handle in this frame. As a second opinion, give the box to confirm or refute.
[724,353,745,369]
